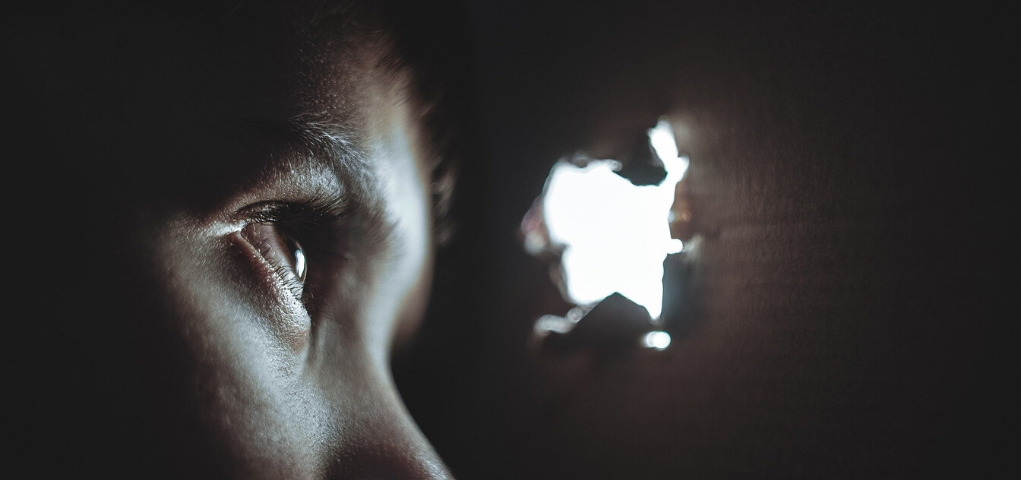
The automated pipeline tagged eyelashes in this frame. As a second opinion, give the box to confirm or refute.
[240,222,309,302]
[236,196,353,306]
[233,192,398,314]
[239,196,352,236]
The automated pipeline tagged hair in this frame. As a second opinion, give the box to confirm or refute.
[309,0,474,246]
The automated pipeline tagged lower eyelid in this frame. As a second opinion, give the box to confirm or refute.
[234,226,308,308]
[227,232,313,351]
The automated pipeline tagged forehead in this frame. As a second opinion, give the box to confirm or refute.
[23,2,419,205]
[22,2,403,139]
[132,3,401,130]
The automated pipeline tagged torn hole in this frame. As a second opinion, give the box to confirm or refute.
[522,119,689,322]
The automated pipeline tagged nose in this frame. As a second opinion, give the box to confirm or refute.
[329,441,452,480]
[324,373,454,480]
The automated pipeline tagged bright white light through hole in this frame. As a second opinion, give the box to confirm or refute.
[541,120,688,319]
[642,331,672,350]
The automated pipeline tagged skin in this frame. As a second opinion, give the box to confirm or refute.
[9,1,451,478]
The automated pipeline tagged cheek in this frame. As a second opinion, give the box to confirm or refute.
[226,233,313,351]
[143,218,330,478]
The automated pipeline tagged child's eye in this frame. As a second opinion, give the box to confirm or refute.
[240,222,309,301]
[233,195,361,311]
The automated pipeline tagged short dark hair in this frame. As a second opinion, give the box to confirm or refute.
[310,0,473,245]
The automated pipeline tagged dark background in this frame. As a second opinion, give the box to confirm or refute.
[395,1,1016,479]
[3,0,1013,478]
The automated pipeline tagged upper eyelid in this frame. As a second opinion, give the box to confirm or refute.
[205,164,345,236]
[233,197,352,233]
[228,187,396,261]
[201,117,382,229]
[190,117,399,266]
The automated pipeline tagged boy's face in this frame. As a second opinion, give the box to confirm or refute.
[32,3,449,478]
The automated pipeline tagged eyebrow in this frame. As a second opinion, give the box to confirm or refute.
[221,116,387,220]
[229,117,359,166]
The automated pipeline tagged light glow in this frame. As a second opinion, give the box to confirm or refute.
[540,120,687,319]
[642,330,672,350]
